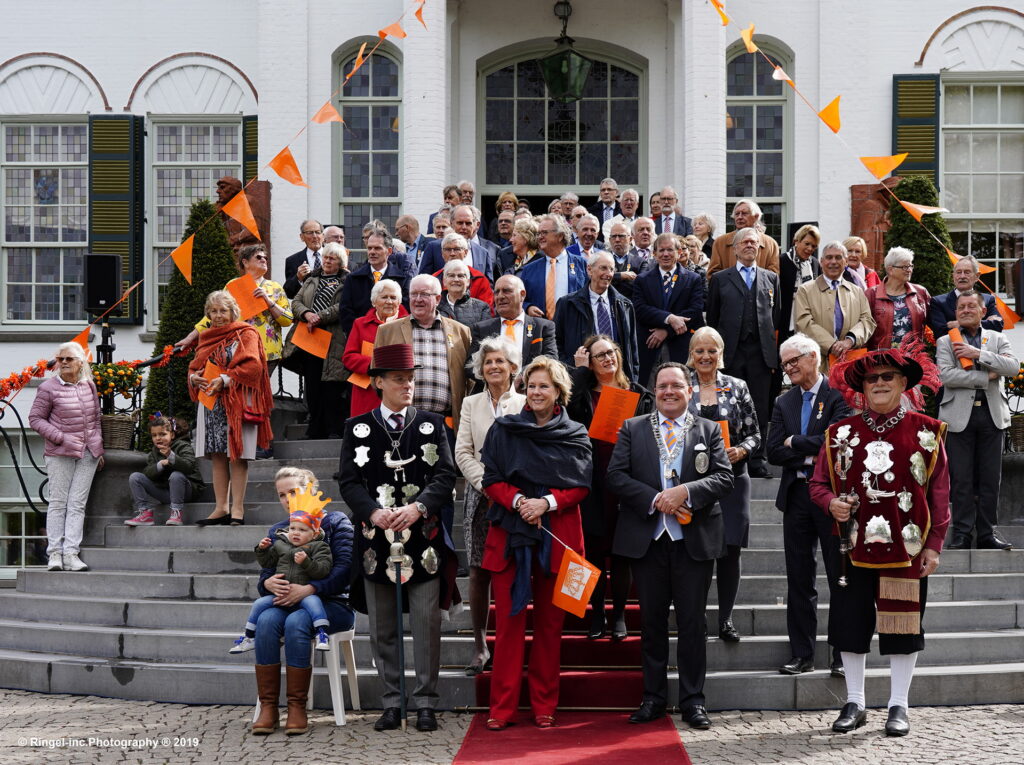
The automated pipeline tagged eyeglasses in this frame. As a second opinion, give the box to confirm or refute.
[55,356,78,362]
[864,371,901,384]
[441,246,466,253]
[892,264,914,271]
[591,349,616,361]
[781,352,809,370]
[409,292,439,299]
[301,229,323,236]
[250,254,268,261]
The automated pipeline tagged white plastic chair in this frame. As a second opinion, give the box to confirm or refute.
[252,628,361,727]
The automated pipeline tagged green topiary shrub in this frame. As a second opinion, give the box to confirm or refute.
[884,176,953,299]
[138,199,238,451]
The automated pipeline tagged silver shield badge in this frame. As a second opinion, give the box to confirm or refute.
[421,547,439,575]
[910,452,927,486]
[363,548,377,576]
[421,443,439,466]
[695,452,710,474]
[902,522,923,557]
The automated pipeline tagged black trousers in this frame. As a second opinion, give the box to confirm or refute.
[724,335,773,470]
[782,482,842,661]
[631,535,713,709]
[828,563,928,655]
[946,404,1004,541]
[299,350,344,439]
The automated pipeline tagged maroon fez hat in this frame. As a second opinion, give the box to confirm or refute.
[368,343,420,376]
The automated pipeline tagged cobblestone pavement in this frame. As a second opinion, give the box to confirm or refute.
[0,690,1020,764]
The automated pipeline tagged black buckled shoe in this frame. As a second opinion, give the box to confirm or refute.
[946,534,971,550]
[416,708,437,732]
[681,705,711,729]
[829,659,845,678]
[831,702,867,733]
[718,620,740,643]
[373,707,401,731]
[628,700,665,724]
[977,534,1012,551]
[778,656,814,675]
[885,705,909,737]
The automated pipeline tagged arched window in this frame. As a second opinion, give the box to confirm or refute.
[482,58,642,190]
[726,48,789,243]
[337,49,401,247]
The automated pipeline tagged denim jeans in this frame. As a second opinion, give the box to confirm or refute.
[245,593,329,633]
[253,596,354,667]
[128,471,195,511]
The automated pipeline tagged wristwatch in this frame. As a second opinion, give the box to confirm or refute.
[415,501,428,517]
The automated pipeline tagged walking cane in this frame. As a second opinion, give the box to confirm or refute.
[388,541,409,731]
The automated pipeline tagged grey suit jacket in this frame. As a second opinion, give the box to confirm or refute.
[607,414,733,561]
[937,330,1019,432]
[707,265,781,369]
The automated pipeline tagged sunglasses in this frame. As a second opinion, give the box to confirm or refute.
[56,356,79,362]
[864,371,901,384]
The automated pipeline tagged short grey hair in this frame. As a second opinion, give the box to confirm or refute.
[54,341,90,382]
[779,333,820,364]
[734,227,760,245]
[693,212,717,235]
[442,258,470,278]
[884,246,914,270]
[732,199,763,219]
[453,204,480,224]
[600,177,618,189]
[370,278,402,304]
[620,188,639,201]
[441,231,469,253]
[322,242,348,269]
[587,250,615,268]
[955,254,981,274]
[410,273,441,295]
[577,213,600,231]
[821,240,848,259]
[560,192,579,204]
[470,335,521,380]
[537,213,573,248]
[366,229,393,250]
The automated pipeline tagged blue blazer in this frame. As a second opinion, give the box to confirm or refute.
[927,288,1003,338]
[553,285,639,382]
[632,265,705,362]
[418,239,497,283]
[655,214,694,237]
[520,251,589,315]
[566,242,607,259]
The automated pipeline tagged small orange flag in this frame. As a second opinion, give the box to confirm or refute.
[772,65,794,87]
[222,189,261,241]
[860,153,908,180]
[170,234,194,284]
[994,296,1019,330]
[345,42,367,82]
[946,247,996,275]
[741,25,758,53]
[713,5,729,25]
[818,95,841,134]
[415,3,427,29]
[312,101,343,124]
[72,326,92,357]
[551,546,601,618]
[379,22,406,40]
[268,146,308,188]
[898,200,948,223]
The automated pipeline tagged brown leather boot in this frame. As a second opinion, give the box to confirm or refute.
[252,664,281,735]
[284,664,313,735]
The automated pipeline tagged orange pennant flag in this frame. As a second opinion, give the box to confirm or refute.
[741,24,758,53]
[379,22,406,40]
[995,296,1019,330]
[713,5,729,25]
[818,95,841,134]
[222,189,261,241]
[946,247,996,275]
[72,326,92,358]
[268,146,308,188]
[772,65,794,87]
[415,0,427,30]
[312,101,343,124]
[860,153,908,180]
[898,200,948,223]
[551,546,602,618]
[170,234,194,284]
[344,42,367,83]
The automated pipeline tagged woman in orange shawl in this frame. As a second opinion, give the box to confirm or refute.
[188,291,273,525]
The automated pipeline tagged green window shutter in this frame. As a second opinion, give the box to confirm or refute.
[243,115,258,185]
[891,74,940,189]
[88,115,144,324]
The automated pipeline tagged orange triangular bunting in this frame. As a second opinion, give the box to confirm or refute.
[741,25,758,53]
[772,66,794,86]
[860,153,908,180]
[415,3,427,30]
[818,95,841,134]
[268,146,309,188]
[312,101,343,124]
[995,296,1019,330]
[170,234,194,284]
[898,200,947,223]
[379,22,406,40]
[72,326,92,357]
[946,247,996,274]
[222,190,261,241]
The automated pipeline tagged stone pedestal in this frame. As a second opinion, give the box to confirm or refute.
[86,449,146,518]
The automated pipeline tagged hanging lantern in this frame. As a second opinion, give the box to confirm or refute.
[539,1,593,104]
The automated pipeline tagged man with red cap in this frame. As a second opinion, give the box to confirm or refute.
[337,343,458,733]
[810,342,949,738]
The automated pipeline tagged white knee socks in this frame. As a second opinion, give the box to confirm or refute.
[888,652,918,709]
[841,652,867,709]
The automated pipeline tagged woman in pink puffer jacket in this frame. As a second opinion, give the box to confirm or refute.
[29,342,104,572]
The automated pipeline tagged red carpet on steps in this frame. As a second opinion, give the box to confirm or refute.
[453,711,692,765]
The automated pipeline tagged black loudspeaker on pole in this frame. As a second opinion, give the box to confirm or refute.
[85,253,123,318]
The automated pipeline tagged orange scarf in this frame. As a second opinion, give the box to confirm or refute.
[188,321,273,458]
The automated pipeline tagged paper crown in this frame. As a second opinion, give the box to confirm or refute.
[287,484,331,533]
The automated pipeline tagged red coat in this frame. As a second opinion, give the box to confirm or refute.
[866,281,931,350]
[481,482,588,574]
[432,266,494,312]
[341,305,409,417]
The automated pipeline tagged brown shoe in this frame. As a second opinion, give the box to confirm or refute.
[284,665,312,735]
[251,664,281,735]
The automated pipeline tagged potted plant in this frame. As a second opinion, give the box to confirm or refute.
[1006,361,1024,452]
[91,361,143,449]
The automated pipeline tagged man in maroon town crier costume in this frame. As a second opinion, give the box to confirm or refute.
[809,341,949,738]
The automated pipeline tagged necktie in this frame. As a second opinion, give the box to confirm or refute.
[662,418,678,451]
[639,249,649,259]
[800,390,814,435]
[373,271,382,283]
[312,252,321,272]
[603,205,613,223]
[389,412,404,431]
[832,280,843,337]
[503,319,516,340]
[662,271,674,306]
[664,215,672,233]
[546,257,557,319]
[742,266,753,289]
[596,296,614,339]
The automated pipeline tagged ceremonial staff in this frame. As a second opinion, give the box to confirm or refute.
[388,536,410,731]
[832,432,857,587]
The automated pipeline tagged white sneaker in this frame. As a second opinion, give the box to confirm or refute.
[314,628,331,651]
[229,636,255,654]
[47,553,63,571]
[62,554,88,572]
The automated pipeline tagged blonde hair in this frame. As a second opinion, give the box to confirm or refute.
[522,355,573,405]
[275,466,318,491]
[205,290,241,322]
[687,327,726,370]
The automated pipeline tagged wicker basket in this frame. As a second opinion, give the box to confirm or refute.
[100,414,135,450]
[1009,414,1024,453]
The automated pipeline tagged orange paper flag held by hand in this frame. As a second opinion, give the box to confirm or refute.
[860,153,907,180]
[946,328,973,369]
[716,420,731,450]
[898,200,948,223]
[227,273,267,321]
[588,387,641,443]
[379,22,406,40]
[818,95,841,134]
[348,340,376,389]
[741,24,758,53]
[170,234,194,284]
[551,545,601,618]
[292,323,332,359]
[198,361,224,410]
[268,146,308,188]
[312,101,343,124]
[221,190,261,241]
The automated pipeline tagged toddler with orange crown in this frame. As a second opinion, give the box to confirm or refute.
[230,498,333,653]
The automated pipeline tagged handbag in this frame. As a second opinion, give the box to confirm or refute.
[242,408,267,425]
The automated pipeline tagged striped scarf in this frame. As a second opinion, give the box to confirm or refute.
[312,274,341,312]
